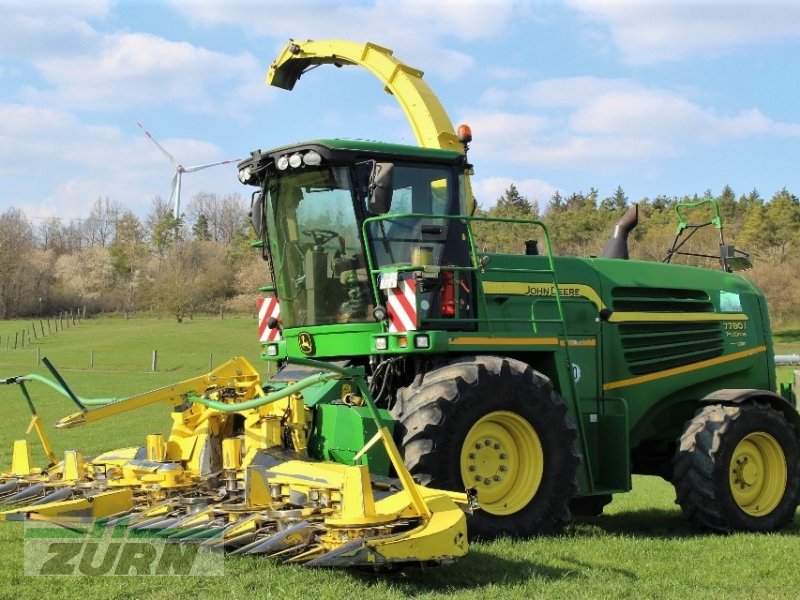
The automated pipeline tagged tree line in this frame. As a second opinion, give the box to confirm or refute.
[2,183,799,325]
[475,183,800,325]
[0,193,262,322]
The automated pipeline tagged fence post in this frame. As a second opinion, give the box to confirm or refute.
[14,331,18,349]
[151,350,158,372]
[209,352,213,372]
[31,321,38,340]
[37,346,41,366]
[90,349,94,368]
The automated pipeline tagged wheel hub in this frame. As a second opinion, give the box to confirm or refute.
[460,411,543,516]
[732,457,759,488]
[729,432,787,516]
[468,440,505,483]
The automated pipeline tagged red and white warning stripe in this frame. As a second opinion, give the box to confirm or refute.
[386,278,418,333]
[257,297,281,342]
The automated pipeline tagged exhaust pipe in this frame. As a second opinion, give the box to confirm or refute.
[600,204,638,260]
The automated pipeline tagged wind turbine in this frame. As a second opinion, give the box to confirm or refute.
[137,122,240,219]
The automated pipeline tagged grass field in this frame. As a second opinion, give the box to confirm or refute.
[1,316,799,599]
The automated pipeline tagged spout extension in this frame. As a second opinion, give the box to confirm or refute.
[600,204,638,260]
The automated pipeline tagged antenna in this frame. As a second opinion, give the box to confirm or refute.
[137,122,240,218]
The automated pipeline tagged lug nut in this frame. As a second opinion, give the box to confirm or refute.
[499,465,507,472]
[494,476,501,482]
[494,443,500,450]
[483,478,491,485]
[469,465,476,472]
[485,439,492,446]
[499,453,507,459]
[469,452,476,459]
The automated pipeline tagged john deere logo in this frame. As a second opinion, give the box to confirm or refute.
[298,332,315,355]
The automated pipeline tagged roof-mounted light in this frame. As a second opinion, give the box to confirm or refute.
[303,150,322,166]
[288,153,303,168]
[276,155,289,170]
[457,124,472,144]
[238,165,252,183]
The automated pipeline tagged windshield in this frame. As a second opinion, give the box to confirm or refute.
[264,166,373,328]
[365,164,460,269]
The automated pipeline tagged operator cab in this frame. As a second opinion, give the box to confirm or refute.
[239,140,473,330]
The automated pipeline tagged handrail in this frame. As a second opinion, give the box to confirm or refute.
[360,213,575,348]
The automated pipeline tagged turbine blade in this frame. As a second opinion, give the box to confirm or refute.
[183,158,241,173]
[137,122,178,168]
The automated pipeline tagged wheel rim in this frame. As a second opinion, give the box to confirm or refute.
[459,410,543,516]
[729,432,787,517]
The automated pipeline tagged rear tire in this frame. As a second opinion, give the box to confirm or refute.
[672,402,800,532]
[391,355,579,539]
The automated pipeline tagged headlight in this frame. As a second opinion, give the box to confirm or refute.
[266,344,278,356]
[414,335,430,349]
[375,336,388,351]
[288,153,303,168]
[238,165,252,183]
[303,151,322,166]
[276,155,289,170]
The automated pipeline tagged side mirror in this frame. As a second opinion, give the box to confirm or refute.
[720,244,752,272]
[368,162,393,214]
[250,192,263,236]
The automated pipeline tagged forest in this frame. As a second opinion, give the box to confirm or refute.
[1,183,798,324]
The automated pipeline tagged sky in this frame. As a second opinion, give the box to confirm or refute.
[2,0,800,222]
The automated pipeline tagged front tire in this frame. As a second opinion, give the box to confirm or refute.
[672,402,800,532]
[391,355,579,539]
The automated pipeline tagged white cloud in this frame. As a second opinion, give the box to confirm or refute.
[169,0,515,80]
[569,0,800,64]
[173,0,512,41]
[27,33,263,113]
[485,66,530,81]
[462,77,800,169]
[571,89,800,141]
[458,111,551,143]
[0,104,241,217]
[0,0,109,59]
[523,76,640,108]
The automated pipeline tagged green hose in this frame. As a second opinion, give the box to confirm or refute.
[6,356,366,415]
[189,369,343,412]
[20,373,119,407]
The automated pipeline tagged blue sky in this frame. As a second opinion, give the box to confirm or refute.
[2,0,800,221]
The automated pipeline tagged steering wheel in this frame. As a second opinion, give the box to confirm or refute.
[302,229,339,247]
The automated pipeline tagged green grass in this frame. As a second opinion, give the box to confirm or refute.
[0,317,799,599]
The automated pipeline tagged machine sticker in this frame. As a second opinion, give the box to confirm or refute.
[481,281,605,309]
[297,332,315,355]
[723,321,748,339]
[720,291,742,312]
[572,363,582,383]
[379,271,398,290]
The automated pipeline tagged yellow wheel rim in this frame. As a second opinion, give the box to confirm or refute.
[459,410,543,516]
[729,432,787,517]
